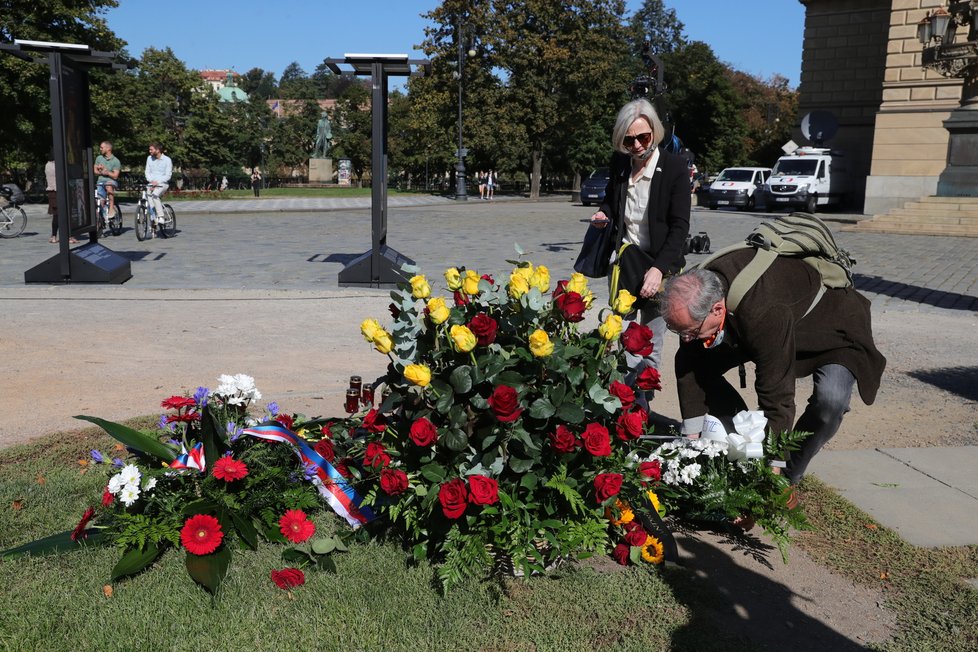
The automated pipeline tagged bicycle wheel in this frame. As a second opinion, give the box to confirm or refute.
[0,206,27,238]
[110,206,124,236]
[135,205,149,241]
[159,204,176,238]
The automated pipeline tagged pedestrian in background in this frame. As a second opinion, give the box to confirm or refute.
[251,168,262,197]
[46,156,78,244]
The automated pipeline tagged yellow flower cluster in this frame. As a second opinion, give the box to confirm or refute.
[508,264,551,299]
[565,272,595,308]
[606,499,635,526]
[403,363,432,387]
[360,318,393,354]
[444,267,482,296]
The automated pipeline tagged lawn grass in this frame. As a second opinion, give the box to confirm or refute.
[3,425,974,651]
[795,477,978,652]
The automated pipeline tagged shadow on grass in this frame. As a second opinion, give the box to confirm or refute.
[664,527,876,652]
[907,366,978,403]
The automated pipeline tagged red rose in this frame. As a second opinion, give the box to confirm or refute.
[334,457,352,478]
[612,542,631,566]
[625,526,648,547]
[549,424,578,453]
[554,290,587,322]
[362,409,386,433]
[380,468,409,496]
[480,273,495,285]
[319,422,334,438]
[639,460,662,482]
[594,473,623,503]
[363,441,391,468]
[615,407,648,441]
[453,289,469,306]
[270,567,305,590]
[388,302,401,320]
[609,381,635,410]
[409,417,438,447]
[212,456,249,481]
[314,438,335,463]
[70,506,95,541]
[438,478,468,519]
[580,423,612,457]
[180,514,224,555]
[621,322,654,356]
[279,509,315,543]
[467,475,499,506]
[468,313,498,347]
[488,385,523,422]
[161,396,196,410]
[101,488,114,507]
[275,412,294,430]
[636,367,662,391]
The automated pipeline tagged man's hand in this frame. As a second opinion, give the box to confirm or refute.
[640,266,664,299]
[590,211,610,229]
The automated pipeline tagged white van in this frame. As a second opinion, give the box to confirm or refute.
[706,167,771,211]
[761,147,848,213]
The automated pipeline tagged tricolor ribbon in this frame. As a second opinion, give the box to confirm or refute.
[701,410,767,461]
[242,423,375,528]
[169,442,206,471]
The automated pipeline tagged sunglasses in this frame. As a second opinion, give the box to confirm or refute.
[623,132,653,148]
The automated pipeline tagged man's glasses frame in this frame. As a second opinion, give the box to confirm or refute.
[668,313,708,341]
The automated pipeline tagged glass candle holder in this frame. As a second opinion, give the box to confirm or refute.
[345,388,361,414]
[361,383,375,407]
[349,375,362,393]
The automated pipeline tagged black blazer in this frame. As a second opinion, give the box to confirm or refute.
[598,148,691,276]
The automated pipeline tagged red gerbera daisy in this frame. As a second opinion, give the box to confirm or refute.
[70,507,96,541]
[279,509,316,543]
[161,396,197,410]
[212,456,249,482]
[180,514,223,555]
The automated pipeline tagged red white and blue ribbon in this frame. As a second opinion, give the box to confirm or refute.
[169,442,206,472]
[242,423,376,528]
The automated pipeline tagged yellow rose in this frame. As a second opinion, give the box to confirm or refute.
[566,272,589,296]
[373,330,394,354]
[462,269,481,295]
[427,297,450,324]
[613,289,637,315]
[599,314,623,341]
[360,318,383,343]
[508,268,531,299]
[409,274,431,299]
[529,265,550,293]
[444,267,462,291]
[528,329,554,357]
[404,363,432,387]
[449,324,477,352]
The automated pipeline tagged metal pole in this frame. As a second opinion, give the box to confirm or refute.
[454,16,467,200]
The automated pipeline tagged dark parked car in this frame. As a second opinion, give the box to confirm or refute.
[580,167,610,206]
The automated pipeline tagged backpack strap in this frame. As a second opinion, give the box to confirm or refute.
[725,248,778,313]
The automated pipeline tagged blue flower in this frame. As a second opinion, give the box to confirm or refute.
[267,401,279,417]
[226,422,243,442]
[90,449,104,464]
[194,386,210,408]
[302,462,318,482]
[111,457,124,468]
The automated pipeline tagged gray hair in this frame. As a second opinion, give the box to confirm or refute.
[611,99,666,155]
[661,269,726,322]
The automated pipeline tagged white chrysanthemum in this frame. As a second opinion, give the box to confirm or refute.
[143,477,157,492]
[119,484,140,506]
[215,373,261,405]
[663,469,679,485]
[679,463,702,484]
[107,473,125,495]
[119,464,141,487]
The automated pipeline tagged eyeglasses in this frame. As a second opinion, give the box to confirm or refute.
[667,313,708,341]
[623,132,653,148]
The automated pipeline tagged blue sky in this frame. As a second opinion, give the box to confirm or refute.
[105,1,805,87]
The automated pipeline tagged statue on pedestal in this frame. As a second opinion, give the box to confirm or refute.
[314,111,333,159]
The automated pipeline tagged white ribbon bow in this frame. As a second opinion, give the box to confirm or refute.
[701,410,767,461]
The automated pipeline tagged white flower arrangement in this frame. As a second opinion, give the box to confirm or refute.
[215,373,261,406]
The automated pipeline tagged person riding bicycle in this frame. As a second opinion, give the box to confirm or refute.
[144,142,172,234]
[93,140,121,219]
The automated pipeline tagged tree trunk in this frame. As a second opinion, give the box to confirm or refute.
[571,171,582,203]
[530,149,542,199]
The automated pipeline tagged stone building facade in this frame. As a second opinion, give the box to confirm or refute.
[798,0,962,214]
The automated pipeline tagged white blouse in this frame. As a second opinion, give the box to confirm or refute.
[622,147,661,251]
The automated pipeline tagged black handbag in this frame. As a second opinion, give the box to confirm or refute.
[610,243,656,313]
[573,222,616,278]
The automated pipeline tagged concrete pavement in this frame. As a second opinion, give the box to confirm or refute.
[1,195,976,547]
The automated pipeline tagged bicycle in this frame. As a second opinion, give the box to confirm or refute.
[134,185,176,241]
[0,185,27,238]
[96,183,123,237]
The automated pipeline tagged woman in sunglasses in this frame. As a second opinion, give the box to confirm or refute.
[589,98,691,405]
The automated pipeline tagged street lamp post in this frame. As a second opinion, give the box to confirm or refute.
[917,2,978,196]
[454,15,468,201]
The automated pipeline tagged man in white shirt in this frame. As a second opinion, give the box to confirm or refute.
[145,142,172,229]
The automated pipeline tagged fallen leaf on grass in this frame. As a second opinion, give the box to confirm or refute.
[78,459,89,466]
[102,585,113,598]
[865,524,878,530]
[879,571,890,580]
[36,475,46,486]
[113,444,125,452]
[11,499,23,511]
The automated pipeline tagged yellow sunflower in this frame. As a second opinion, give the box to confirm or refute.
[641,535,664,564]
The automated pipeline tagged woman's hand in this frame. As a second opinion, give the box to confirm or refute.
[590,211,610,229]
[640,266,664,298]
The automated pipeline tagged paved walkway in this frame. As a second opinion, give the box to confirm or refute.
[2,196,976,548]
